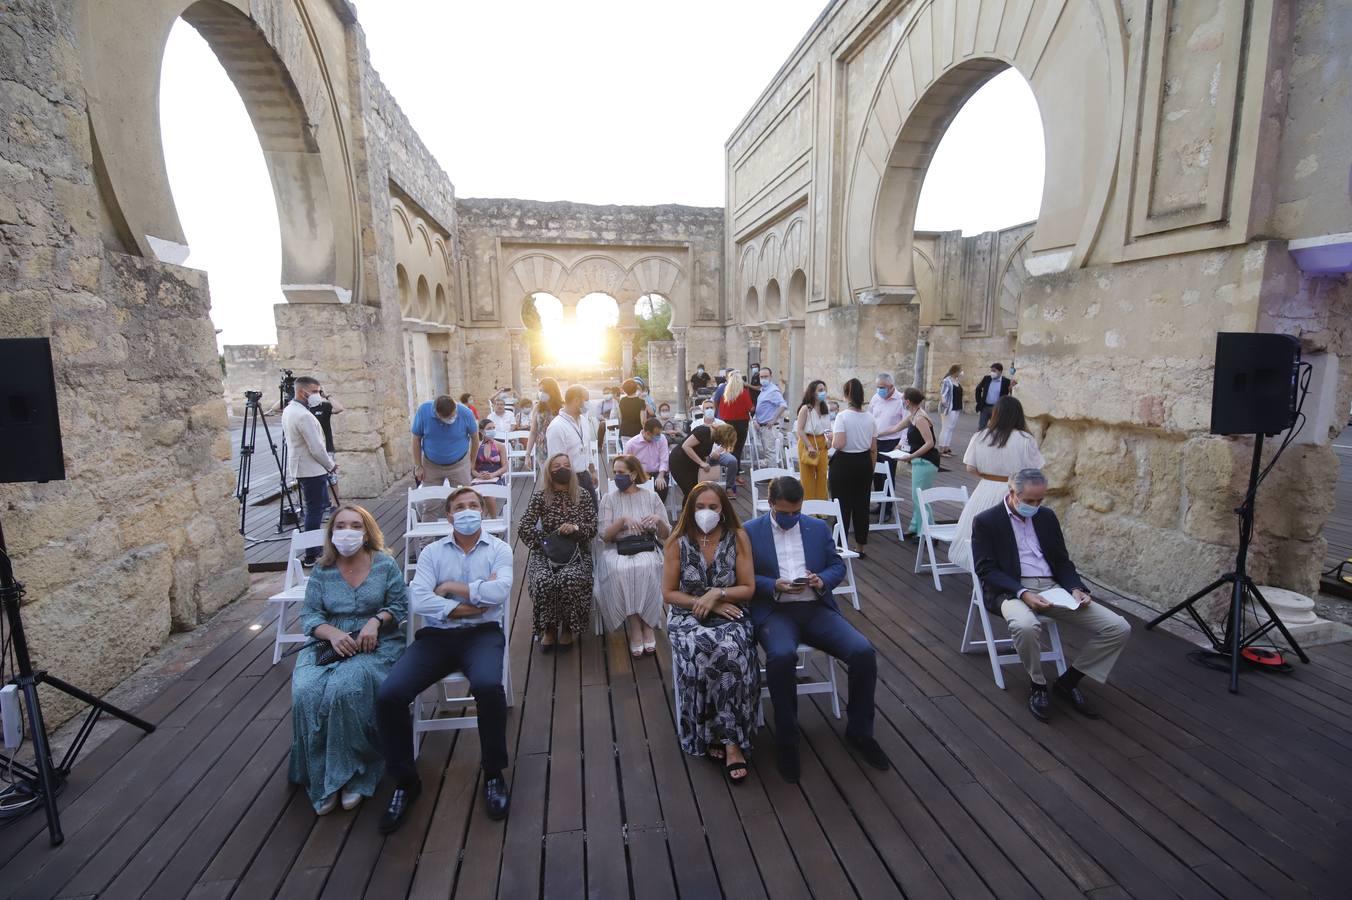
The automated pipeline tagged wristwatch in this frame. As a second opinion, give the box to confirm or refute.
[720,588,726,601]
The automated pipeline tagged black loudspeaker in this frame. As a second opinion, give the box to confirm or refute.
[0,338,67,483]
[1210,332,1300,436]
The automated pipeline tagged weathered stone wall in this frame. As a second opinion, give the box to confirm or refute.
[221,344,279,416]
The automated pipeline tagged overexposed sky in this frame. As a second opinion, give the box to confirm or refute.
[160,2,1042,348]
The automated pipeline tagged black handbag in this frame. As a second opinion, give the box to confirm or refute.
[315,629,360,666]
[540,532,580,566]
[616,532,658,555]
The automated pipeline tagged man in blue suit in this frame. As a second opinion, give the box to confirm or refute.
[744,476,890,782]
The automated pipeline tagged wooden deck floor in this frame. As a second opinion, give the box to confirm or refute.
[5,434,1352,899]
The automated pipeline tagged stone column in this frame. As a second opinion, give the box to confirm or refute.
[507,328,527,397]
[914,326,930,393]
[671,326,689,415]
[787,318,805,402]
[764,322,782,381]
[620,326,639,380]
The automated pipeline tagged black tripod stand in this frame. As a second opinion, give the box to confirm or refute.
[0,518,156,845]
[235,390,299,536]
[1146,433,1310,693]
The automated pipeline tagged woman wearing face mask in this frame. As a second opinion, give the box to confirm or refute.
[894,387,941,540]
[938,365,964,456]
[520,453,597,650]
[827,378,878,558]
[669,421,739,499]
[948,395,1043,570]
[471,418,509,516]
[795,379,831,500]
[661,482,757,783]
[290,505,406,816]
[656,402,677,437]
[527,378,564,472]
[598,454,670,656]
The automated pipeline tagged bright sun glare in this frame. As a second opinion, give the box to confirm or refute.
[532,292,619,368]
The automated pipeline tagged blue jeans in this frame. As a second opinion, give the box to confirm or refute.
[376,624,508,782]
[298,474,329,560]
[717,452,740,492]
[757,602,876,744]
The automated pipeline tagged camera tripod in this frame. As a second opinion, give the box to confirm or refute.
[0,518,156,845]
[235,390,299,536]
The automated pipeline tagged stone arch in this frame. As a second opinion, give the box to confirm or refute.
[415,275,432,321]
[505,253,570,320]
[781,218,808,284]
[758,234,781,296]
[396,264,411,318]
[787,269,807,318]
[415,222,433,256]
[737,245,759,321]
[79,0,362,304]
[843,0,1125,300]
[622,256,688,327]
[765,278,784,321]
[562,255,629,304]
[434,284,448,323]
[994,230,1034,333]
[745,286,760,324]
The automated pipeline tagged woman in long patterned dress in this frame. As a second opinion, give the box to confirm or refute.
[662,482,758,783]
[520,452,597,650]
[290,505,407,815]
[947,395,1045,571]
[598,454,670,656]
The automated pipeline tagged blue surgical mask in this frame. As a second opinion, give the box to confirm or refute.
[816,390,827,402]
[773,511,800,530]
[613,473,633,491]
[1015,502,1040,519]
[877,387,889,398]
[452,509,482,535]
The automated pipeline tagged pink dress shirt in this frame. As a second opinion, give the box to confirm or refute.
[1006,504,1053,578]
[623,432,669,473]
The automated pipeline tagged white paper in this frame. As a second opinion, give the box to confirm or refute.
[1039,586,1079,610]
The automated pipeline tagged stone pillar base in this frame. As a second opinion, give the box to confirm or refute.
[1241,586,1352,648]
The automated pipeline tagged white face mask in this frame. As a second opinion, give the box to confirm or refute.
[694,508,721,534]
[307,393,324,409]
[331,529,364,557]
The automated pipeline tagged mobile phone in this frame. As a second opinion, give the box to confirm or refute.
[791,577,810,586]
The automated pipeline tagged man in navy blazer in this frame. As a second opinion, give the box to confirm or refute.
[745,475,890,782]
[972,468,1131,722]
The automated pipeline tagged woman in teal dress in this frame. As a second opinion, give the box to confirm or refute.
[290,505,407,815]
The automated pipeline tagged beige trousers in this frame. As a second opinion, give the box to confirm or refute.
[999,576,1131,686]
[421,454,472,488]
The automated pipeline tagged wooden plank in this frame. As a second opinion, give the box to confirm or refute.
[580,683,627,900]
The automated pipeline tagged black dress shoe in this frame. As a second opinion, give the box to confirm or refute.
[483,774,510,820]
[1028,687,1052,722]
[846,734,891,771]
[777,742,801,784]
[377,782,421,834]
[1052,681,1102,719]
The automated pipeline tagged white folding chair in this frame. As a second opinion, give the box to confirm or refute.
[758,645,840,725]
[410,586,515,757]
[801,498,860,610]
[403,484,455,578]
[507,430,534,482]
[959,562,1066,689]
[474,482,513,545]
[750,467,793,514]
[266,529,327,663]
[783,441,799,473]
[869,461,904,538]
[915,485,969,591]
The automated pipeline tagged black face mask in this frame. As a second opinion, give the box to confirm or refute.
[551,468,572,486]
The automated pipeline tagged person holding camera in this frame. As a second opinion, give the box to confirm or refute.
[745,476,890,783]
[598,454,670,657]
[290,505,406,816]
[283,376,338,563]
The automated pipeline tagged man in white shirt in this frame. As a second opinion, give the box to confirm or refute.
[376,487,514,830]
[487,396,515,436]
[546,384,597,497]
[868,372,909,519]
[281,375,336,562]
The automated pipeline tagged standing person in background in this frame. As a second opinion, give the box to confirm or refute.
[411,394,479,489]
[635,377,657,417]
[487,395,515,436]
[527,378,563,470]
[459,392,479,419]
[690,363,712,399]
[618,379,647,441]
[974,362,1015,431]
[868,372,908,520]
[515,398,534,432]
[938,365,964,456]
[716,370,755,469]
[307,386,344,456]
[894,388,940,540]
[795,380,831,501]
[599,386,621,424]
[754,367,788,466]
[285,376,338,565]
[547,384,598,498]
[828,378,878,558]
[625,417,670,502]
[949,396,1044,571]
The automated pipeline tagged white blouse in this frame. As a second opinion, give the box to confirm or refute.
[832,409,877,453]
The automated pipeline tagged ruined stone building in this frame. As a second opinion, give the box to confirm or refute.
[1,0,1349,712]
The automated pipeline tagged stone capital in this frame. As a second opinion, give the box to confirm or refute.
[763,320,783,332]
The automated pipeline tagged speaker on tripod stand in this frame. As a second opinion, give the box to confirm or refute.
[0,338,156,844]
[1146,332,1311,692]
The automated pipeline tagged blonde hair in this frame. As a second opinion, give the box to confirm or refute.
[318,504,387,567]
[710,422,738,449]
[542,452,580,505]
[723,371,744,403]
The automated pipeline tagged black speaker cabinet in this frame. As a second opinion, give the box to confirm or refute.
[0,337,67,483]
[1210,332,1301,436]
